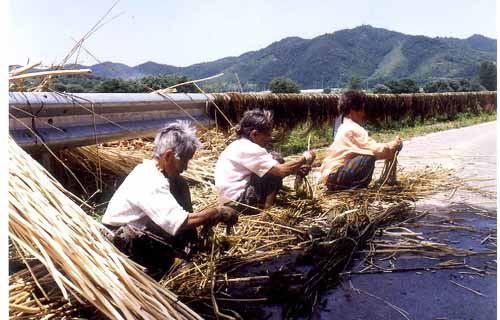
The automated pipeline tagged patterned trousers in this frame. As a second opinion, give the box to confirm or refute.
[326,155,375,191]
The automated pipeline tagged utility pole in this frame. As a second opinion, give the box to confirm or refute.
[234,73,243,93]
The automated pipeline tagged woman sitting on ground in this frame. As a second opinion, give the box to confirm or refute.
[215,109,315,211]
[102,121,237,279]
[319,90,403,191]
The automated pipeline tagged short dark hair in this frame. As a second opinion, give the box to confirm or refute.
[235,109,274,139]
[339,90,367,115]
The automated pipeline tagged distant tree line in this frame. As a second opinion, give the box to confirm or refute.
[370,77,487,94]
[368,61,496,94]
[269,74,490,95]
[266,61,496,94]
[9,74,198,93]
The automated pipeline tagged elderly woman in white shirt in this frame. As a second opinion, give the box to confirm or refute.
[103,121,237,279]
[215,109,315,212]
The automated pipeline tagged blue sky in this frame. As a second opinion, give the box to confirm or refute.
[8,0,497,67]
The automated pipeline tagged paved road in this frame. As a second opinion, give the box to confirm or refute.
[399,121,497,201]
[313,121,497,320]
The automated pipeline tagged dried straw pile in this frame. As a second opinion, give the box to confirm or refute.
[8,137,202,320]
[9,262,88,319]
[59,128,230,191]
[40,117,494,317]
[210,92,497,130]
[51,109,495,316]
[160,166,465,317]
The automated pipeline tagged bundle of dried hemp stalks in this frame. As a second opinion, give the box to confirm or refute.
[8,136,201,320]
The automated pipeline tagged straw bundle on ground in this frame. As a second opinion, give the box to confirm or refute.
[43,118,495,318]
[9,136,202,320]
[210,92,497,131]
[53,128,470,317]
[9,262,88,319]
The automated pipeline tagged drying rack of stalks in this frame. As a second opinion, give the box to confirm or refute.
[210,91,497,131]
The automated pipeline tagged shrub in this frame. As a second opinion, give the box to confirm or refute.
[269,77,300,93]
[424,79,486,93]
[347,75,362,90]
[478,61,497,90]
[384,78,419,93]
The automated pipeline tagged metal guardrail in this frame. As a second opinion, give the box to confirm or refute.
[9,92,214,152]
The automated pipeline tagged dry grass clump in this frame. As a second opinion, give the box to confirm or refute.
[53,124,480,312]
[160,165,465,317]
[60,128,231,190]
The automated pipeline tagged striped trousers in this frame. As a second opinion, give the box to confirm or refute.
[326,155,376,191]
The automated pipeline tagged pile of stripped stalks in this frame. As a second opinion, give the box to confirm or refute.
[8,137,202,319]
[158,164,478,317]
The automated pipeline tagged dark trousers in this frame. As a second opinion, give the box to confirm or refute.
[227,152,284,213]
[229,173,283,214]
[326,155,375,191]
[108,175,196,280]
[111,224,176,280]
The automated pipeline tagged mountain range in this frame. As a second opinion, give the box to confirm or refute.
[66,25,497,90]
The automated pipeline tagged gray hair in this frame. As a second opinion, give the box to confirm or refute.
[235,109,274,139]
[153,121,201,159]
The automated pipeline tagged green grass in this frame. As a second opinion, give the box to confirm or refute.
[273,123,332,155]
[370,111,496,143]
[273,111,496,155]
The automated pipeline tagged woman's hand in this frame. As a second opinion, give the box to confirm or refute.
[394,136,403,151]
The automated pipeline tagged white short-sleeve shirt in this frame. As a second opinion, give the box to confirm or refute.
[102,159,189,236]
[215,138,279,203]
